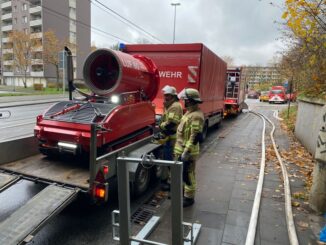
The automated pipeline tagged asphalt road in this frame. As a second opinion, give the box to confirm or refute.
[0,103,55,141]
[0,99,294,244]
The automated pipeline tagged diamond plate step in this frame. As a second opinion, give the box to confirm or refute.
[0,185,79,245]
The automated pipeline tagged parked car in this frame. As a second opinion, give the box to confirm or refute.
[269,89,287,104]
[247,90,260,99]
[259,91,269,102]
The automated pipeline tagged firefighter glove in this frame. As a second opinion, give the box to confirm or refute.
[181,150,191,162]
[153,132,168,144]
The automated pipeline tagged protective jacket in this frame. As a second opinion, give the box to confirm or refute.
[174,105,204,156]
[159,100,183,140]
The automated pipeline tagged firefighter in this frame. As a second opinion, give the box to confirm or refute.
[174,88,204,207]
[158,85,183,190]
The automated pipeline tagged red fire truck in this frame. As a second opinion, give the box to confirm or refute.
[122,43,227,140]
[224,67,245,117]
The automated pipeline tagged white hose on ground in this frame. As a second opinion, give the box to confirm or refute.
[273,110,284,121]
[263,114,299,245]
[245,111,266,245]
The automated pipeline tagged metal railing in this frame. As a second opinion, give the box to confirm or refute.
[112,155,201,245]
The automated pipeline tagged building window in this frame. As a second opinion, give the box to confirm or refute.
[23,16,28,23]
[22,3,28,11]
[13,6,17,12]
[14,18,17,24]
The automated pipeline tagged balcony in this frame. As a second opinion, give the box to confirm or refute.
[32,46,43,52]
[1,12,12,20]
[69,0,76,8]
[3,71,14,76]
[30,19,42,26]
[30,32,42,39]
[30,71,44,77]
[70,23,76,32]
[2,48,13,54]
[1,1,12,9]
[32,59,43,65]
[2,24,12,31]
[2,37,10,42]
[3,60,14,65]
[29,6,41,14]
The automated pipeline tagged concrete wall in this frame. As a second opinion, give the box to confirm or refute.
[0,136,38,164]
[295,98,326,155]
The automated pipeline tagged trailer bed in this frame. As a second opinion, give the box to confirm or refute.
[0,154,89,190]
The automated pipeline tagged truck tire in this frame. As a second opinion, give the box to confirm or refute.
[132,165,151,196]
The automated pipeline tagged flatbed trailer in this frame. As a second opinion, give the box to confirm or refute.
[0,129,162,245]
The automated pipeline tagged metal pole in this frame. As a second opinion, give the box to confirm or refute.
[89,124,97,186]
[171,3,180,44]
[170,161,183,245]
[287,77,293,119]
[117,157,131,245]
[62,51,65,95]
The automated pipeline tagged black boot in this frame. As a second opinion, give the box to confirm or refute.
[183,197,194,207]
[161,182,170,191]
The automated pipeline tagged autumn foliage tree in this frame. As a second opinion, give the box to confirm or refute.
[43,30,70,90]
[281,0,326,99]
[9,31,41,88]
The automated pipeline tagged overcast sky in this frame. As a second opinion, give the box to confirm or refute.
[91,0,285,66]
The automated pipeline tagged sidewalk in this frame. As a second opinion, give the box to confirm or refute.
[0,94,68,108]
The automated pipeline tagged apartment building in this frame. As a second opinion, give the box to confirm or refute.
[0,0,90,86]
[241,66,283,87]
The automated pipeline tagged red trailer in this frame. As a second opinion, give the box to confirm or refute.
[122,43,227,139]
[224,67,245,117]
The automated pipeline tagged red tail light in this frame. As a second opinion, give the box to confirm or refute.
[92,169,108,201]
[103,165,109,175]
[225,99,236,104]
[95,186,106,199]
[36,115,43,124]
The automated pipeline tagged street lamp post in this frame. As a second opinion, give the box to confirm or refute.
[171,3,180,44]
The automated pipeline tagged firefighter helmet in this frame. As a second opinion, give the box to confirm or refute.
[162,85,177,96]
[178,88,202,103]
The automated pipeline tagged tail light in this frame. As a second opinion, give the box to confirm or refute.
[225,99,236,104]
[36,114,43,124]
[92,169,108,201]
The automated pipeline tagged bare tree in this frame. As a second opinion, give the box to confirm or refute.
[222,56,234,67]
[9,31,41,88]
[42,30,70,90]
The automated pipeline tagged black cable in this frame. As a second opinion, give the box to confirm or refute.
[22,0,132,43]
[41,5,131,43]
[92,0,165,43]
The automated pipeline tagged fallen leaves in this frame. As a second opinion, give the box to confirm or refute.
[297,220,309,229]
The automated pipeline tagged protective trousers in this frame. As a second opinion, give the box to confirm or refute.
[175,154,197,199]
[161,139,176,182]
